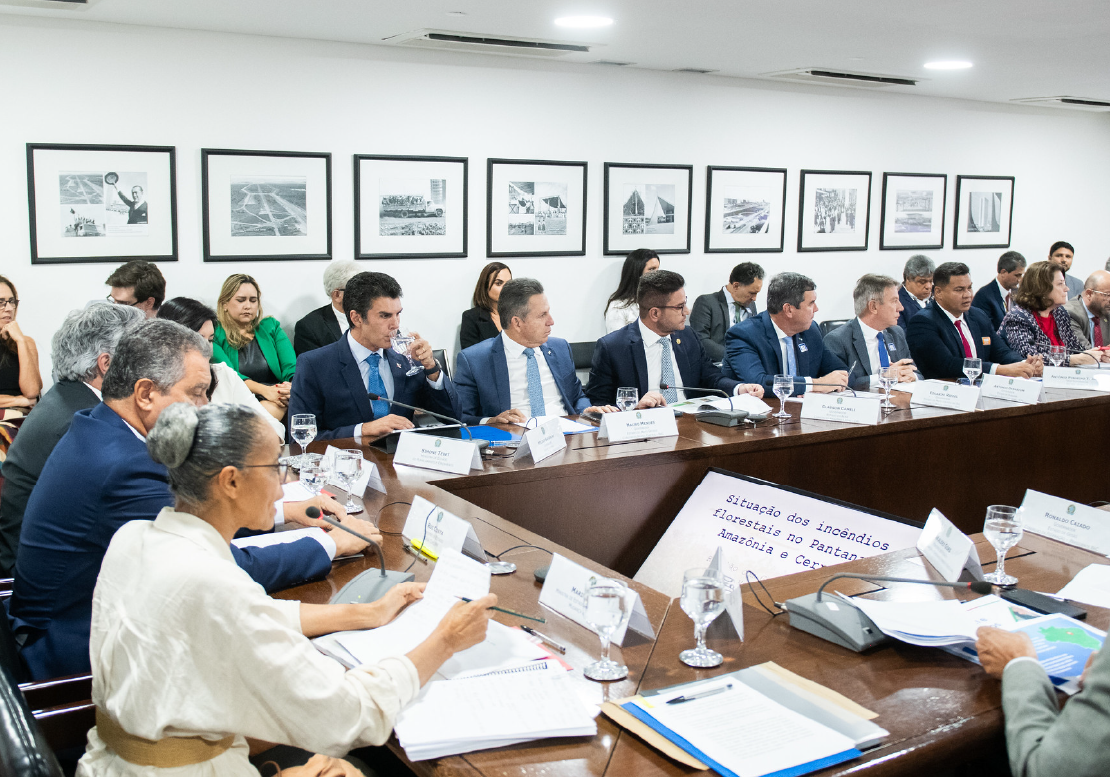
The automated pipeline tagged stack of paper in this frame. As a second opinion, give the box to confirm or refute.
[671,394,774,417]
[393,661,597,760]
[847,596,979,647]
[1055,564,1110,609]
[530,415,596,435]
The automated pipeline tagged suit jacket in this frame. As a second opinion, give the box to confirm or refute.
[8,403,331,680]
[288,334,456,440]
[1065,273,1084,301]
[293,303,343,356]
[0,381,98,576]
[1063,296,1110,350]
[689,290,758,363]
[999,304,1085,359]
[1000,650,1110,777]
[906,301,1022,380]
[213,317,297,383]
[971,281,1008,332]
[587,321,740,405]
[455,335,589,425]
[897,286,928,332]
[460,306,501,351]
[721,311,847,394]
[822,319,919,391]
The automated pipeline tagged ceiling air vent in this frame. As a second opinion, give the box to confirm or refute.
[592,60,635,67]
[383,29,595,58]
[1012,96,1110,112]
[763,68,920,89]
[673,67,719,75]
[0,0,97,7]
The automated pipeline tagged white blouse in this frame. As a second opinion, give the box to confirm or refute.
[77,508,420,777]
[210,361,285,440]
[604,300,639,333]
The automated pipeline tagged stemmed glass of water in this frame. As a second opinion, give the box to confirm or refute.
[390,330,424,376]
[773,374,794,421]
[299,457,329,499]
[879,365,898,410]
[583,578,631,682]
[616,387,638,412]
[290,413,316,468]
[962,357,982,387]
[983,505,1022,586]
[679,567,726,667]
[1048,345,1068,369]
[335,450,364,514]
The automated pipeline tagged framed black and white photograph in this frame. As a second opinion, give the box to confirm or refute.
[355,154,467,259]
[953,175,1014,249]
[797,169,872,252]
[704,165,787,253]
[879,173,947,250]
[26,143,177,264]
[487,158,587,257]
[202,148,331,262]
[604,162,692,255]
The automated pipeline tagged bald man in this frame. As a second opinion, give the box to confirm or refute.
[1063,270,1110,349]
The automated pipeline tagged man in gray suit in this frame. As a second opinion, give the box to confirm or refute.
[1063,270,1110,350]
[689,262,763,362]
[824,274,920,391]
[977,625,1108,776]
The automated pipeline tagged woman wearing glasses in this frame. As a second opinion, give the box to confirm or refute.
[77,402,496,776]
[0,274,42,411]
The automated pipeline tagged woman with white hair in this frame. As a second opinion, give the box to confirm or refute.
[294,260,364,356]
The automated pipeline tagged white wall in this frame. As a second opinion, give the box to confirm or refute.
[3,15,1110,385]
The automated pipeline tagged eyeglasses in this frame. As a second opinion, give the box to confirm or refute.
[106,294,141,307]
[656,300,689,312]
[0,298,18,310]
[1091,290,1110,298]
[203,462,290,481]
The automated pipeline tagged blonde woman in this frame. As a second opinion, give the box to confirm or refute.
[212,274,296,420]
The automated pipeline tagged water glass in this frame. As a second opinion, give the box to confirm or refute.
[616,387,639,412]
[983,505,1022,586]
[299,463,327,498]
[583,578,631,682]
[879,365,897,410]
[772,374,794,420]
[390,330,424,376]
[962,357,982,387]
[679,567,726,667]
[335,450,364,514]
[290,413,317,468]
[1048,345,1068,368]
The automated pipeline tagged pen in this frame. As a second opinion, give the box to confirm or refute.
[665,682,733,705]
[520,625,567,654]
[458,596,546,623]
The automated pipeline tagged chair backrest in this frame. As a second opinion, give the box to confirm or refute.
[569,341,596,371]
[0,663,66,777]
[431,349,451,380]
[818,319,851,336]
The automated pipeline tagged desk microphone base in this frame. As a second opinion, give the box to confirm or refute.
[330,569,417,605]
[782,593,890,653]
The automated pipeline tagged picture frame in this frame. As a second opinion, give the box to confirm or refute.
[604,162,693,255]
[26,143,178,265]
[704,165,787,253]
[879,173,947,250]
[797,169,872,252]
[354,154,468,259]
[487,158,587,257]
[201,148,331,262]
[953,175,1015,249]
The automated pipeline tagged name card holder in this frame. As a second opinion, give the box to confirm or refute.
[706,547,744,639]
[538,553,655,645]
[908,380,979,412]
[916,509,984,582]
[978,374,1043,404]
[394,432,482,475]
[1043,366,1110,392]
[800,393,882,425]
[514,417,567,463]
[1019,489,1110,556]
[597,407,679,443]
[402,494,486,561]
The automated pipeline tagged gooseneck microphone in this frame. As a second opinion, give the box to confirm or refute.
[659,384,729,398]
[367,392,487,449]
[814,573,994,602]
[1065,349,1105,368]
[308,506,416,603]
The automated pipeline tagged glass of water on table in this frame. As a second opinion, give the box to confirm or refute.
[772,374,794,421]
[616,387,638,412]
[583,578,631,682]
[289,413,317,468]
[335,449,364,515]
[983,505,1023,586]
[679,567,726,667]
[962,358,982,387]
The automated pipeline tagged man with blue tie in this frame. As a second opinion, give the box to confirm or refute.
[722,272,849,394]
[897,255,934,331]
[972,251,1026,331]
[906,261,1038,381]
[823,274,920,391]
[455,278,616,425]
[289,271,454,441]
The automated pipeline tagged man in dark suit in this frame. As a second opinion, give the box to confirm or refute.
[292,260,362,356]
[906,261,1038,381]
[0,303,144,575]
[689,262,764,362]
[9,320,366,680]
[897,254,935,331]
[289,271,454,441]
[824,274,921,391]
[588,269,762,407]
[972,251,1026,331]
[455,278,616,425]
[1049,240,1084,300]
[1063,270,1110,349]
[722,272,849,395]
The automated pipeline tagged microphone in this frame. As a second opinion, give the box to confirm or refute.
[660,384,729,399]
[367,392,487,449]
[307,506,415,603]
[782,573,992,653]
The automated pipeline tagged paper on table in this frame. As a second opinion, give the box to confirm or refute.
[1056,564,1110,609]
[847,597,979,644]
[232,526,330,550]
[683,394,774,416]
[529,415,596,435]
[440,620,549,680]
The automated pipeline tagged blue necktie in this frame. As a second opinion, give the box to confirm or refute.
[659,336,679,403]
[876,333,891,370]
[523,347,546,417]
[783,336,797,377]
[365,353,390,418]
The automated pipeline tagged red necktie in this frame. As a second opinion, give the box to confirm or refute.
[1004,292,1012,312]
[1094,317,1104,348]
[954,319,974,358]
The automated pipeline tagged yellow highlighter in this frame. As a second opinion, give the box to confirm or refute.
[409,539,439,561]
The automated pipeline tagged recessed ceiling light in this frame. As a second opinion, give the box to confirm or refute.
[554,16,613,28]
[924,61,973,70]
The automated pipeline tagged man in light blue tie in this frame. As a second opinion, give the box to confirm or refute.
[455,278,617,425]
[823,274,921,392]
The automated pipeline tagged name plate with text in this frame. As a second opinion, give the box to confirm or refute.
[800,393,881,425]
[978,373,1043,404]
[401,494,485,560]
[538,553,655,646]
[514,417,567,463]
[1043,366,1110,392]
[393,433,482,475]
[1020,489,1110,556]
[909,380,979,412]
[916,508,984,582]
[597,407,678,443]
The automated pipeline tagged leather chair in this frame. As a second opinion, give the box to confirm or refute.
[818,319,851,336]
[0,661,67,777]
[431,348,451,380]
[569,341,595,389]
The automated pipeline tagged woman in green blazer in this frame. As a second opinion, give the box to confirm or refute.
[213,273,296,421]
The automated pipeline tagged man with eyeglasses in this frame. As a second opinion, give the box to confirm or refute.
[1063,270,1110,349]
[588,269,763,408]
[104,259,166,318]
[293,260,363,356]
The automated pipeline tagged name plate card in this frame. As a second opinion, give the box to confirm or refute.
[597,407,679,443]
[322,446,386,495]
[538,553,655,645]
[401,494,485,561]
[909,380,979,412]
[706,547,744,639]
[514,417,567,463]
[916,508,984,582]
[1043,366,1110,392]
[1019,489,1110,556]
[800,393,882,426]
[393,432,482,475]
[978,374,1043,405]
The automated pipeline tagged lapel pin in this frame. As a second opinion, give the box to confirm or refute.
[396,362,402,369]
[676,338,681,345]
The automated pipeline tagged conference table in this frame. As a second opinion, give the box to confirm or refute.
[287,383,1110,777]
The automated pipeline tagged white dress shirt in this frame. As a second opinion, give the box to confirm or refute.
[857,318,886,389]
[347,331,443,442]
[722,286,751,326]
[904,286,927,309]
[332,303,350,335]
[771,318,811,386]
[638,319,686,401]
[937,304,999,374]
[501,331,568,418]
[605,300,638,333]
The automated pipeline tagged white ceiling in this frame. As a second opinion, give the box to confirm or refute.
[3,0,1109,107]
